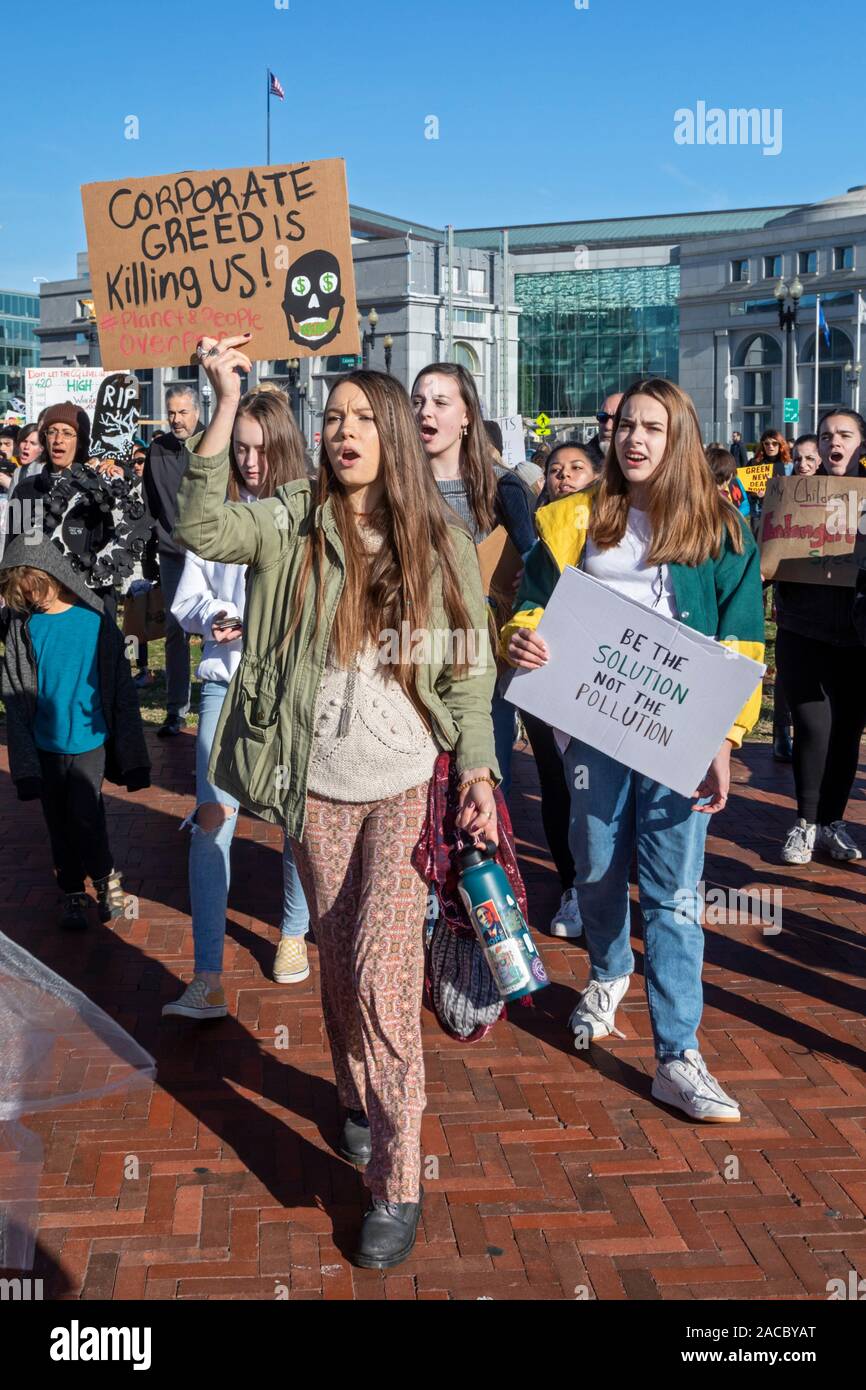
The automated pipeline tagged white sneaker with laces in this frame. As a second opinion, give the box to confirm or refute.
[652,1049,740,1123]
[550,888,583,938]
[781,818,816,865]
[568,974,629,1045]
[816,821,862,862]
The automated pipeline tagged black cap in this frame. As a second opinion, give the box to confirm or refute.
[457,839,497,871]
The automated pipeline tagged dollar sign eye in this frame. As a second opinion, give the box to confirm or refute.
[291,275,311,297]
[319,271,339,294]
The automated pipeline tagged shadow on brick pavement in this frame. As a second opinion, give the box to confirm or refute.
[1,726,865,1302]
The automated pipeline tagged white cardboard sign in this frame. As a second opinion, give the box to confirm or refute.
[504,567,765,797]
[25,368,109,422]
[493,414,525,469]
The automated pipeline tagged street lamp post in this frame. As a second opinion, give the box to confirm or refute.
[358,308,379,368]
[774,275,803,440]
[383,334,393,374]
[845,358,862,407]
[201,382,212,426]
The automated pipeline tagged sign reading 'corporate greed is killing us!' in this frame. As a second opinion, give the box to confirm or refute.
[505,569,765,798]
[81,160,361,370]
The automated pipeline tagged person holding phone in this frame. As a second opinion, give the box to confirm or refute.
[163,385,311,1021]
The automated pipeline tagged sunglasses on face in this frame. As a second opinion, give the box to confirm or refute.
[596,412,615,424]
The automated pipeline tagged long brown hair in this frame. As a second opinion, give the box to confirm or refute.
[411,361,499,533]
[283,370,479,687]
[227,387,306,499]
[589,378,744,565]
[754,429,791,466]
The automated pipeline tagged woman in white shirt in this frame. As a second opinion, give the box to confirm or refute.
[503,380,765,1124]
[163,388,310,1021]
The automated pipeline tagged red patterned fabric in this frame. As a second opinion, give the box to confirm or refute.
[412,752,530,939]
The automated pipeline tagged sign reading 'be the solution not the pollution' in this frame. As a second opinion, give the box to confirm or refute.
[505,569,765,798]
[81,159,360,370]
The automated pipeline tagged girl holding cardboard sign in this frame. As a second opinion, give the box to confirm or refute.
[174,338,498,1270]
[502,379,765,1124]
[775,408,866,866]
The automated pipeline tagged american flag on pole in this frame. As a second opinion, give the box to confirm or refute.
[269,70,285,100]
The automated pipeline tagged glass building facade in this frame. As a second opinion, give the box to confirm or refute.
[0,290,40,412]
[515,265,680,417]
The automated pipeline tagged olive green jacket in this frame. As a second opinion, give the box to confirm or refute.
[173,435,499,838]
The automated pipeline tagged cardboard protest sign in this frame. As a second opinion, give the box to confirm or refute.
[737,461,773,496]
[759,474,866,586]
[504,568,765,798]
[89,373,139,462]
[25,368,108,422]
[81,160,360,369]
[493,415,525,469]
[477,525,522,629]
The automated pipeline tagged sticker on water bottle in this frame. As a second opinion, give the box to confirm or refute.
[473,899,507,946]
[489,940,531,993]
[530,956,549,984]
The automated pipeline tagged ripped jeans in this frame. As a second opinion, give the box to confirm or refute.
[187,680,309,973]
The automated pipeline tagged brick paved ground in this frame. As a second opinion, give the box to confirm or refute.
[1,726,865,1302]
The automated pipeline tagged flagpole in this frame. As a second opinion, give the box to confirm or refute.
[266,68,271,165]
[813,294,821,431]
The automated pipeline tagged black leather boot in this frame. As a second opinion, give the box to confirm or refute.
[339,1109,372,1167]
[353,1188,424,1270]
[773,724,793,763]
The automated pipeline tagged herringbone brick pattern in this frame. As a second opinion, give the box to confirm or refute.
[1,729,865,1301]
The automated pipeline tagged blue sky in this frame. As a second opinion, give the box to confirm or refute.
[4,0,860,289]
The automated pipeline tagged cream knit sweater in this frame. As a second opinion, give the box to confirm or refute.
[306,527,439,802]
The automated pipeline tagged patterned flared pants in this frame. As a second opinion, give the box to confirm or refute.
[291,781,429,1202]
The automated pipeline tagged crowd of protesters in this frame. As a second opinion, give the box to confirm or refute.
[1,362,864,1269]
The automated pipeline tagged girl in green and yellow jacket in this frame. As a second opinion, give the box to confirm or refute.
[174,336,498,1272]
[501,379,764,1124]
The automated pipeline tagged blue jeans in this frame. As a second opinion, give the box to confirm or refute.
[563,738,709,1061]
[187,680,309,973]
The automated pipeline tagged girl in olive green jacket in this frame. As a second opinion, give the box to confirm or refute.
[174,336,499,1271]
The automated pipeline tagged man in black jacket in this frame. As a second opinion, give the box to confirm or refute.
[143,385,200,736]
[729,431,749,470]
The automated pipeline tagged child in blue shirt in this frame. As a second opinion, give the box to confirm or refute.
[0,535,150,930]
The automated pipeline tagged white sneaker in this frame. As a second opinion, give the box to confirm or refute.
[550,888,583,938]
[816,821,862,862]
[162,977,228,1020]
[652,1049,740,1123]
[781,818,816,865]
[273,936,310,983]
[568,974,629,1044]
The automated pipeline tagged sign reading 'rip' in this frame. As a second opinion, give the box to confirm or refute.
[81,159,361,370]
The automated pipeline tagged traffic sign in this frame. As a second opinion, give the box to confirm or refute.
[535,412,551,437]
[783,397,799,424]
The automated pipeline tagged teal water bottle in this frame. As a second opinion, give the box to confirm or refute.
[456,842,549,1003]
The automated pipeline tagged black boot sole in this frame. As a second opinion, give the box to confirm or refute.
[339,1144,371,1168]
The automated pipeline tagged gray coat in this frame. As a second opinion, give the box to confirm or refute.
[0,534,150,799]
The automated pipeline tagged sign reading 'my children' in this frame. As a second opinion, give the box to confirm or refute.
[505,569,765,798]
[81,160,361,370]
